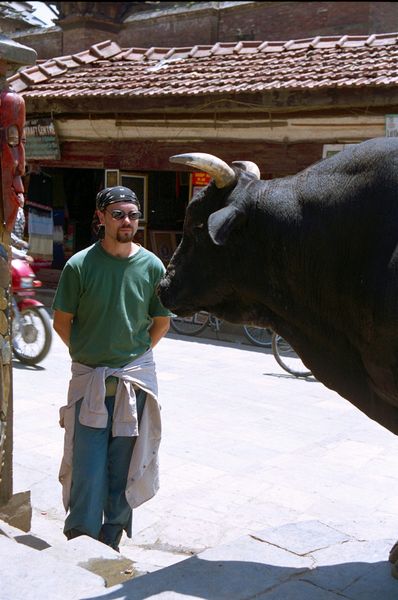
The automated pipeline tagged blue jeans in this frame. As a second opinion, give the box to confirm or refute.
[64,389,146,549]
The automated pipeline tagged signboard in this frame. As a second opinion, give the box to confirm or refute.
[190,171,212,201]
[322,143,357,159]
[385,115,398,137]
[25,118,61,160]
[191,172,211,187]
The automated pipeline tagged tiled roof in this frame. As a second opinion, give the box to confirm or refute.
[8,34,398,99]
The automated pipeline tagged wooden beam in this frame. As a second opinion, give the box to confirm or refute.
[24,87,398,116]
[33,139,324,176]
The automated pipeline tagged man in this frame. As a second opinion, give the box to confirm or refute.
[11,205,27,251]
[52,185,171,551]
[10,205,34,262]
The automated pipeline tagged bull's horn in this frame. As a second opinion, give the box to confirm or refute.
[169,152,236,189]
[232,161,261,179]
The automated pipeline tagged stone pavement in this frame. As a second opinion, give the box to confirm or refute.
[3,316,398,599]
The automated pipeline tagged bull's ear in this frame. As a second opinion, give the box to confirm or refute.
[208,205,246,246]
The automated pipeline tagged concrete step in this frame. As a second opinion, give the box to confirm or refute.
[2,516,398,599]
[0,534,110,600]
[0,518,140,599]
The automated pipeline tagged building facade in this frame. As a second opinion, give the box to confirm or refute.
[8,32,398,275]
[10,2,398,59]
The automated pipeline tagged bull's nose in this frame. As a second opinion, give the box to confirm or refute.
[157,275,168,292]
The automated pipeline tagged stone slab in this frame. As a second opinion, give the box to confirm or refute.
[44,534,121,563]
[114,527,398,599]
[0,536,116,600]
[254,580,348,599]
[119,534,312,599]
[254,520,351,555]
[304,538,395,595]
[44,535,138,586]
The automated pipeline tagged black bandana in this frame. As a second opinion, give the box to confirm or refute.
[96,186,140,211]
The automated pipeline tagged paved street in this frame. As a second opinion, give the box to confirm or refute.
[9,316,398,598]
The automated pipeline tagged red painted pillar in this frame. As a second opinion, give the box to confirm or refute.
[0,38,36,527]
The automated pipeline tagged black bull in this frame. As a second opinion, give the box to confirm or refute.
[158,137,398,436]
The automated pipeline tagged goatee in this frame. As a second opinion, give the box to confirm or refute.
[117,230,135,243]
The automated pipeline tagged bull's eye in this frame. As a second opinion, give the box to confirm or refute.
[193,223,204,230]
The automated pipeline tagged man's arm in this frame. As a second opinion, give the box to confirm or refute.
[53,309,74,347]
[11,232,28,250]
[149,316,170,349]
[11,245,33,263]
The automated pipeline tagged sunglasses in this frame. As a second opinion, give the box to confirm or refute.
[106,208,142,221]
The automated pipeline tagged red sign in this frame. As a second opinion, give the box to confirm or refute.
[192,172,211,187]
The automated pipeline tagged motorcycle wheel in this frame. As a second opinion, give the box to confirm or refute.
[12,306,52,365]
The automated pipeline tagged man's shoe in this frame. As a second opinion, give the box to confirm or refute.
[65,528,85,540]
[391,561,398,580]
[389,541,398,563]
[98,530,120,552]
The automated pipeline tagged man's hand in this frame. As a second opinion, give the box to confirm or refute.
[53,309,74,347]
[149,316,170,349]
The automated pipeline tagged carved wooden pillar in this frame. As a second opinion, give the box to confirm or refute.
[0,37,36,527]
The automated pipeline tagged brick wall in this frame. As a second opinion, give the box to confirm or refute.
[218,2,398,42]
[119,2,398,51]
[119,8,219,48]
[13,28,62,60]
[369,1,398,32]
[118,2,396,50]
[40,139,324,179]
[12,2,398,58]
[62,24,119,56]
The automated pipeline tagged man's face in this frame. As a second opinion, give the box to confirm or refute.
[0,90,26,232]
[98,201,140,243]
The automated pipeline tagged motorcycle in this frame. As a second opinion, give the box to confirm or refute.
[11,258,52,365]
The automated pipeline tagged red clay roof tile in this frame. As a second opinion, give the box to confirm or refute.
[19,66,48,85]
[90,40,122,59]
[7,74,28,92]
[54,55,82,69]
[38,60,67,77]
[9,34,398,100]
[72,50,99,65]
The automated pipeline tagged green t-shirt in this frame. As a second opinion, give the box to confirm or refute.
[52,242,172,367]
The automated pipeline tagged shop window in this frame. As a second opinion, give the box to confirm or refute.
[105,169,119,187]
[120,172,148,224]
[148,171,188,230]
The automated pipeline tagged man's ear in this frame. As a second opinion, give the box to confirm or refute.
[97,209,105,225]
[208,205,246,246]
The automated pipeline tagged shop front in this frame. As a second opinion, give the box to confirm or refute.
[12,35,394,287]
[21,159,194,285]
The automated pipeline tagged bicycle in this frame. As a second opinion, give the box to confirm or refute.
[170,315,312,378]
[170,312,273,348]
[271,332,313,378]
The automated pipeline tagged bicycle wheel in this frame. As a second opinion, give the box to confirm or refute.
[272,333,312,378]
[243,325,273,347]
[170,311,210,336]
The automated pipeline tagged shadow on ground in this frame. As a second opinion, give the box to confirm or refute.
[82,554,397,600]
